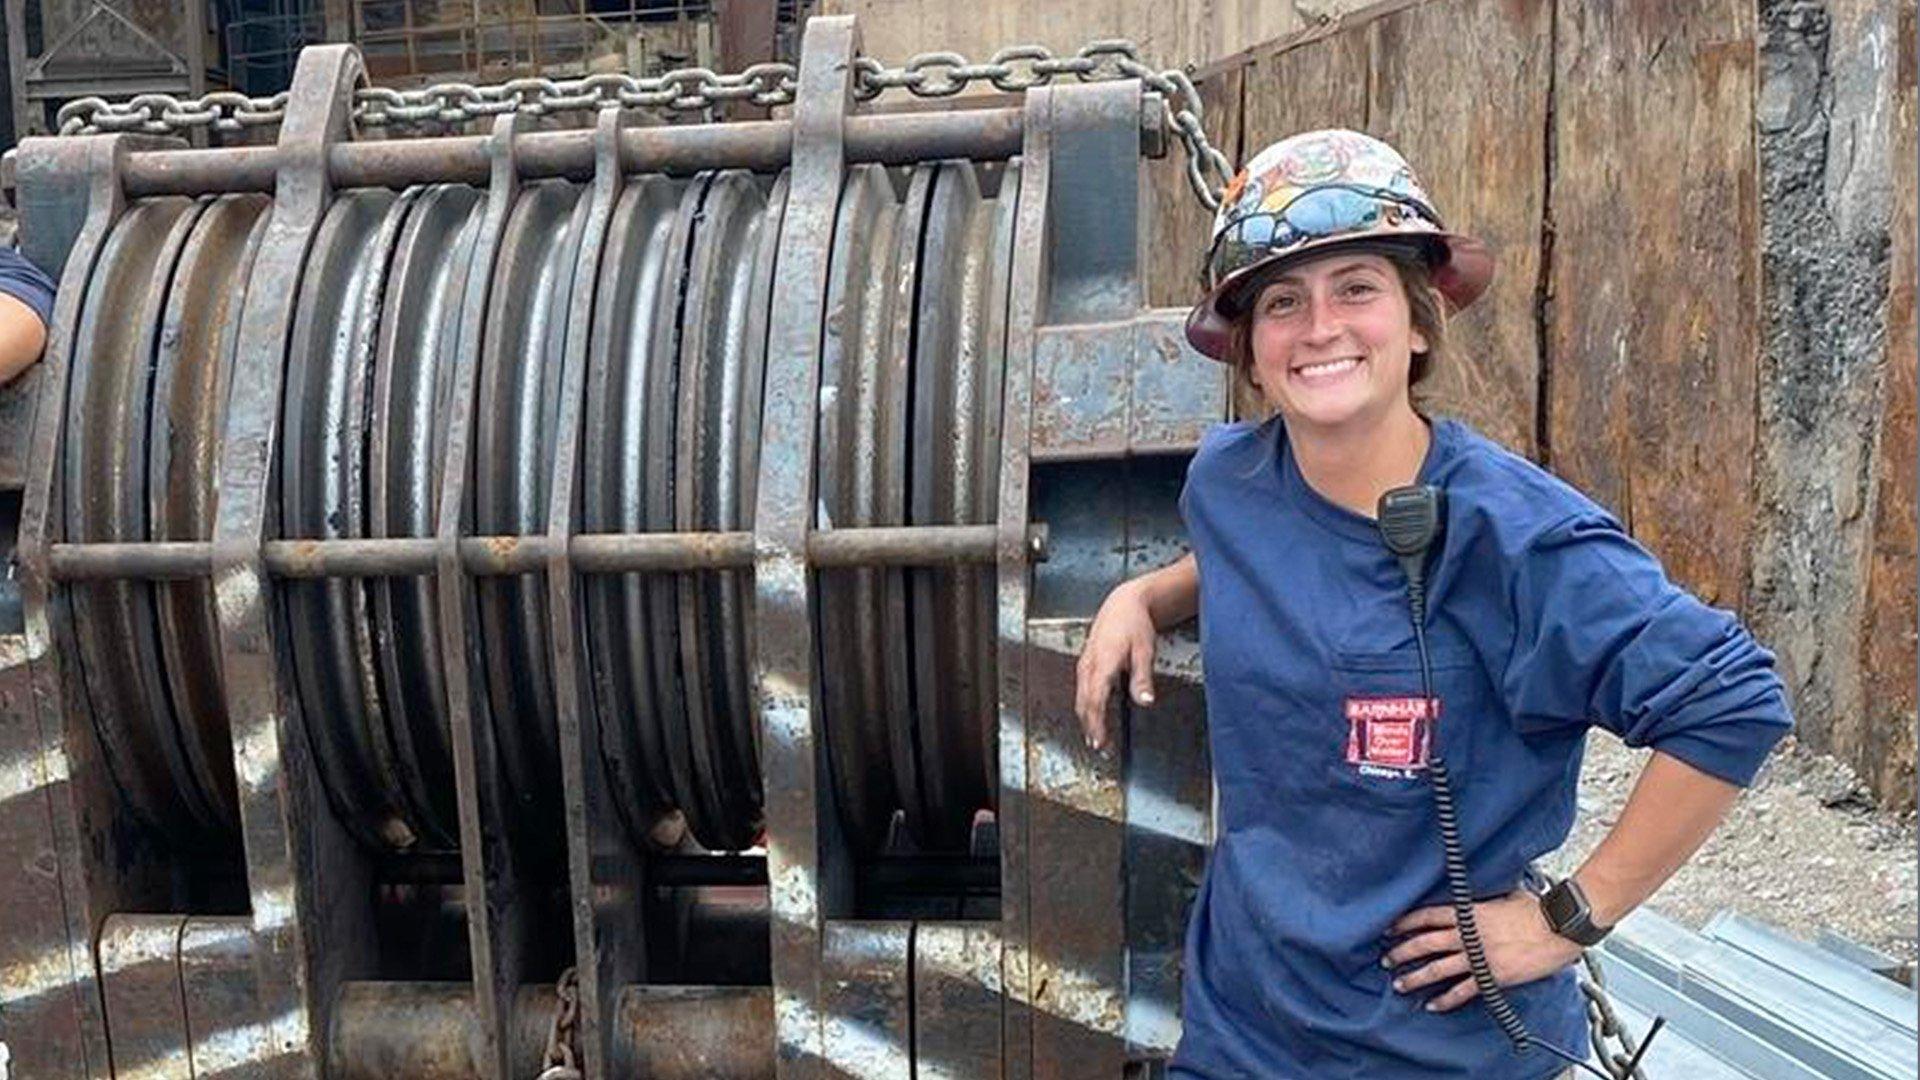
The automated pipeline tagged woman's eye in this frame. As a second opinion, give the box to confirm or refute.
[1342,281,1379,298]
[1264,294,1299,313]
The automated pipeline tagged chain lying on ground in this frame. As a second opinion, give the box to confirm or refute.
[53,40,1234,210]
[534,966,582,1080]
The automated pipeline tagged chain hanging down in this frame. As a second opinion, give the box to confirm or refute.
[53,39,1235,211]
[534,966,582,1080]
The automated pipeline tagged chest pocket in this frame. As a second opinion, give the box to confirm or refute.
[1328,643,1484,812]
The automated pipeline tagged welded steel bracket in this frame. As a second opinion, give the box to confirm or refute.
[753,14,859,1079]
[6,129,175,1080]
[212,43,372,1078]
[437,109,533,1080]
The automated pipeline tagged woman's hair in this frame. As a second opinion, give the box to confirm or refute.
[1222,250,1450,418]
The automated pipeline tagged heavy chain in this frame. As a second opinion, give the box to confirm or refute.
[1577,950,1651,1080]
[535,966,582,1080]
[55,39,1233,210]
[848,40,1232,210]
[55,90,291,137]
[1524,867,1653,1080]
[352,62,800,126]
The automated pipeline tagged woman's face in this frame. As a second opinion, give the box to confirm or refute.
[1246,252,1426,431]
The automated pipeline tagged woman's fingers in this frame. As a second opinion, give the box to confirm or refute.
[1387,905,1456,938]
[1076,581,1159,751]
[1075,644,1121,749]
[1385,892,1584,1009]
[1391,949,1469,994]
[1074,653,1107,749]
[1423,976,1485,1013]
[1129,636,1157,706]
[1381,928,1460,970]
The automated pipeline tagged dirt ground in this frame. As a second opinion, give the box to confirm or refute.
[1539,732,1918,971]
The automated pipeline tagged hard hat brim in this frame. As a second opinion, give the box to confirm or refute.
[1183,230,1495,362]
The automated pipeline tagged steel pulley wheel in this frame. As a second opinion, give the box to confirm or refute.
[475,180,589,845]
[904,161,1017,851]
[148,193,272,841]
[815,160,1020,855]
[582,169,786,854]
[817,163,915,855]
[582,174,696,841]
[67,195,227,842]
[368,183,486,850]
[670,170,783,852]
[282,187,420,852]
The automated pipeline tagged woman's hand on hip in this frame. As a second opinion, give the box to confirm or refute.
[1075,579,1159,751]
[1381,891,1584,1012]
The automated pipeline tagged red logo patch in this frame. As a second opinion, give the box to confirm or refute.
[1344,696,1439,774]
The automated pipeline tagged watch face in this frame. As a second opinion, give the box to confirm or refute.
[1544,882,1587,933]
[1543,881,1607,945]
[1544,886,1572,922]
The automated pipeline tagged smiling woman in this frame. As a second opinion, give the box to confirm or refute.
[1224,251,1450,431]
[1074,129,1795,1080]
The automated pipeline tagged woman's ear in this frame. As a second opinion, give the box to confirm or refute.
[1410,327,1430,356]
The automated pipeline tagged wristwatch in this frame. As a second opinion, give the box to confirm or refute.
[1540,878,1611,947]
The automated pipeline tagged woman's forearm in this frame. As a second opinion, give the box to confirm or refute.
[1570,750,1741,927]
[1134,552,1199,630]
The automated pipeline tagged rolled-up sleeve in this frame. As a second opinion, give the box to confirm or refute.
[1501,511,1792,786]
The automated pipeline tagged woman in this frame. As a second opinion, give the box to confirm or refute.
[1074,129,1792,1078]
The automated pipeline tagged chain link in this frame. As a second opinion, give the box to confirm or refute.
[1525,868,1651,1080]
[1578,950,1651,1080]
[535,966,582,1080]
[55,39,1232,210]
[57,90,289,136]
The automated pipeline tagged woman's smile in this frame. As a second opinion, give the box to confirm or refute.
[1290,354,1366,384]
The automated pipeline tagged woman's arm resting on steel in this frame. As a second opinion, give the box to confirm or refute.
[1383,750,1739,1011]
[1075,552,1199,751]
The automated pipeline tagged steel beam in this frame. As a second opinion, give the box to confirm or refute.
[117,110,1026,198]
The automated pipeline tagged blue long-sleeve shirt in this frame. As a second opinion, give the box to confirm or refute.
[1170,415,1791,1079]
[0,245,55,325]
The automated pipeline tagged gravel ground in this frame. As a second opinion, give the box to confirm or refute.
[1539,733,1918,970]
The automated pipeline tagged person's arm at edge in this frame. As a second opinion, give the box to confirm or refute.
[0,292,47,386]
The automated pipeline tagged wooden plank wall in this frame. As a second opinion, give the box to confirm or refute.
[1370,0,1550,458]
[1860,0,1918,802]
[1149,0,1915,803]
[817,0,1380,80]
[1547,2,1760,612]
